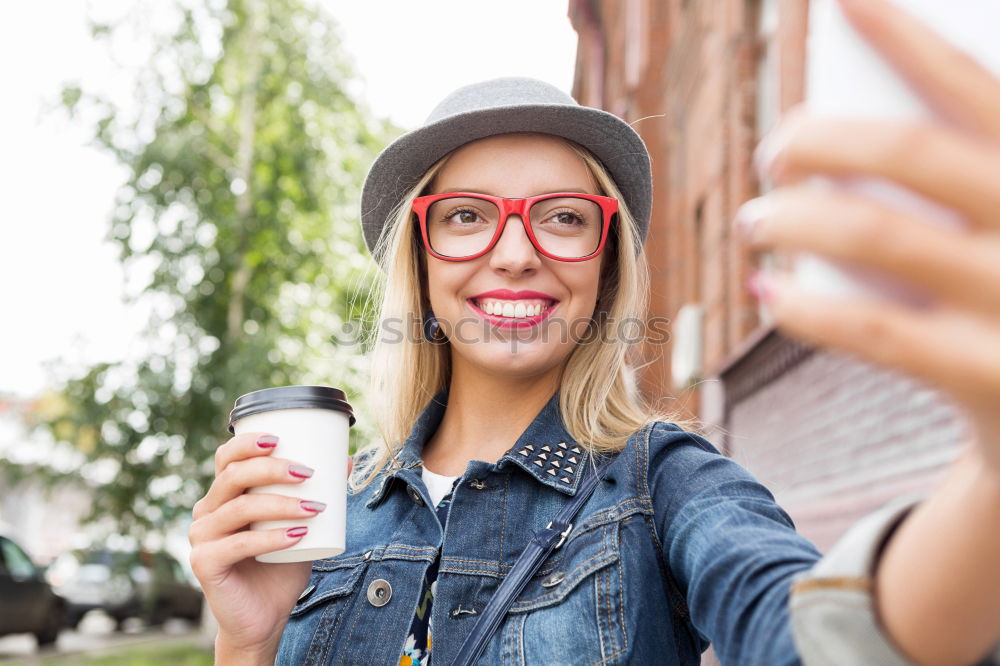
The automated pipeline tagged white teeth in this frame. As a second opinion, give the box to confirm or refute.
[474,299,553,318]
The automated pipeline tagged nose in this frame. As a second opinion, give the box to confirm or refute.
[488,214,541,275]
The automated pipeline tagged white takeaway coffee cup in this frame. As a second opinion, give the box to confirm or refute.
[228,385,355,563]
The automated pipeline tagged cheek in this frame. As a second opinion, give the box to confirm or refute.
[571,264,603,307]
[425,263,471,313]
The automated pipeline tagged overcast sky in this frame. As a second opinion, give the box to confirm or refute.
[0,1,578,397]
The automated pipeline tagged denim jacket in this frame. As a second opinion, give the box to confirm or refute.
[276,389,1000,665]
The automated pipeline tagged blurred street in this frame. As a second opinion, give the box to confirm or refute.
[0,614,207,664]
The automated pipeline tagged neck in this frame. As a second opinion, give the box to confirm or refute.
[420,360,562,476]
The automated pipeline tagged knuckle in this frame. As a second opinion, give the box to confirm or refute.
[230,492,256,515]
[851,314,899,362]
[214,440,233,473]
[218,460,240,487]
[882,122,936,163]
[781,114,830,162]
[188,548,206,579]
[215,433,260,473]
[846,206,895,252]
[219,456,287,493]
[188,519,203,545]
[818,192,901,258]
[229,531,257,558]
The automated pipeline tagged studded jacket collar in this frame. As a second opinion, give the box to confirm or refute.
[364,386,592,509]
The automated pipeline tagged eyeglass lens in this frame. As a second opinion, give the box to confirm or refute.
[425,196,603,259]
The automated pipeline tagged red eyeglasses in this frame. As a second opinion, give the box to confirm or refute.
[412,192,618,262]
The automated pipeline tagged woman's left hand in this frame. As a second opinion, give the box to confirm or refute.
[737,0,1000,473]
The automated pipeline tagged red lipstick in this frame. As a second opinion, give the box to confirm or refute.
[466,289,559,330]
[468,289,557,301]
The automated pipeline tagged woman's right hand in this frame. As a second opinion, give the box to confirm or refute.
[188,432,344,662]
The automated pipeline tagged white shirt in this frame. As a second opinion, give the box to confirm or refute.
[422,466,460,507]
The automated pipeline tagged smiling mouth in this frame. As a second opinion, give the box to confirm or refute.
[467,298,558,320]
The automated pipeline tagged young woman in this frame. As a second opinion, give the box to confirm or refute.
[189,1,1000,663]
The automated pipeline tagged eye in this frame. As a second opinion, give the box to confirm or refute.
[440,207,487,226]
[542,209,587,227]
[448,209,482,224]
[530,196,601,238]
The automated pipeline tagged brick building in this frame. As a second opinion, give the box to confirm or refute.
[567,0,967,598]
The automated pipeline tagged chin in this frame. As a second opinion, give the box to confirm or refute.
[460,342,568,378]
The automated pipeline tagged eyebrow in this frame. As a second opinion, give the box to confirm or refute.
[438,188,592,196]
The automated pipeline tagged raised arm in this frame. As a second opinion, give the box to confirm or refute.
[736,0,1000,663]
[737,0,1000,665]
[649,423,1000,665]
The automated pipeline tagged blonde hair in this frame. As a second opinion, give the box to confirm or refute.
[350,135,698,490]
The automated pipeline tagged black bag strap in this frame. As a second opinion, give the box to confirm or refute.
[450,455,616,666]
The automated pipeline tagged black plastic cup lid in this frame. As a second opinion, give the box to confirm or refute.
[228,385,356,433]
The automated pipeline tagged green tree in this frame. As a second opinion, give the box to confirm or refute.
[10,0,395,540]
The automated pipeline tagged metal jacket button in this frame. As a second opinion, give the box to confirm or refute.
[406,485,424,506]
[542,571,564,588]
[367,579,392,607]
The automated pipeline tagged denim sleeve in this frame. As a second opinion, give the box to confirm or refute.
[648,423,822,665]
[649,423,1000,666]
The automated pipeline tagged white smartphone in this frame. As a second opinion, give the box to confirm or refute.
[797,0,1000,306]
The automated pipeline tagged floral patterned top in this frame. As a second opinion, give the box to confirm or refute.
[399,469,460,666]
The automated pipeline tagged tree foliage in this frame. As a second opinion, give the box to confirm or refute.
[9,0,396,539]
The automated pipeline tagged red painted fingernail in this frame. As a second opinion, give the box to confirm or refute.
[257,435,279,448]
[300,500,326,513]
[287,526,308,539]
[289,464,314,479]
[747,271,774,302]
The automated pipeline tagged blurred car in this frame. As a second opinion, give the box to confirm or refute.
[0,533,66,645]
[50,548,202,630]
[47,548,142,630]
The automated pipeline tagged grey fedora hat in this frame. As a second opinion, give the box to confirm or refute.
[360,76,652,265]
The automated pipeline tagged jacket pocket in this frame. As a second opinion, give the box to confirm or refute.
[277,554,371,666]
[289,553,369,617]
[503,522,628,665]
